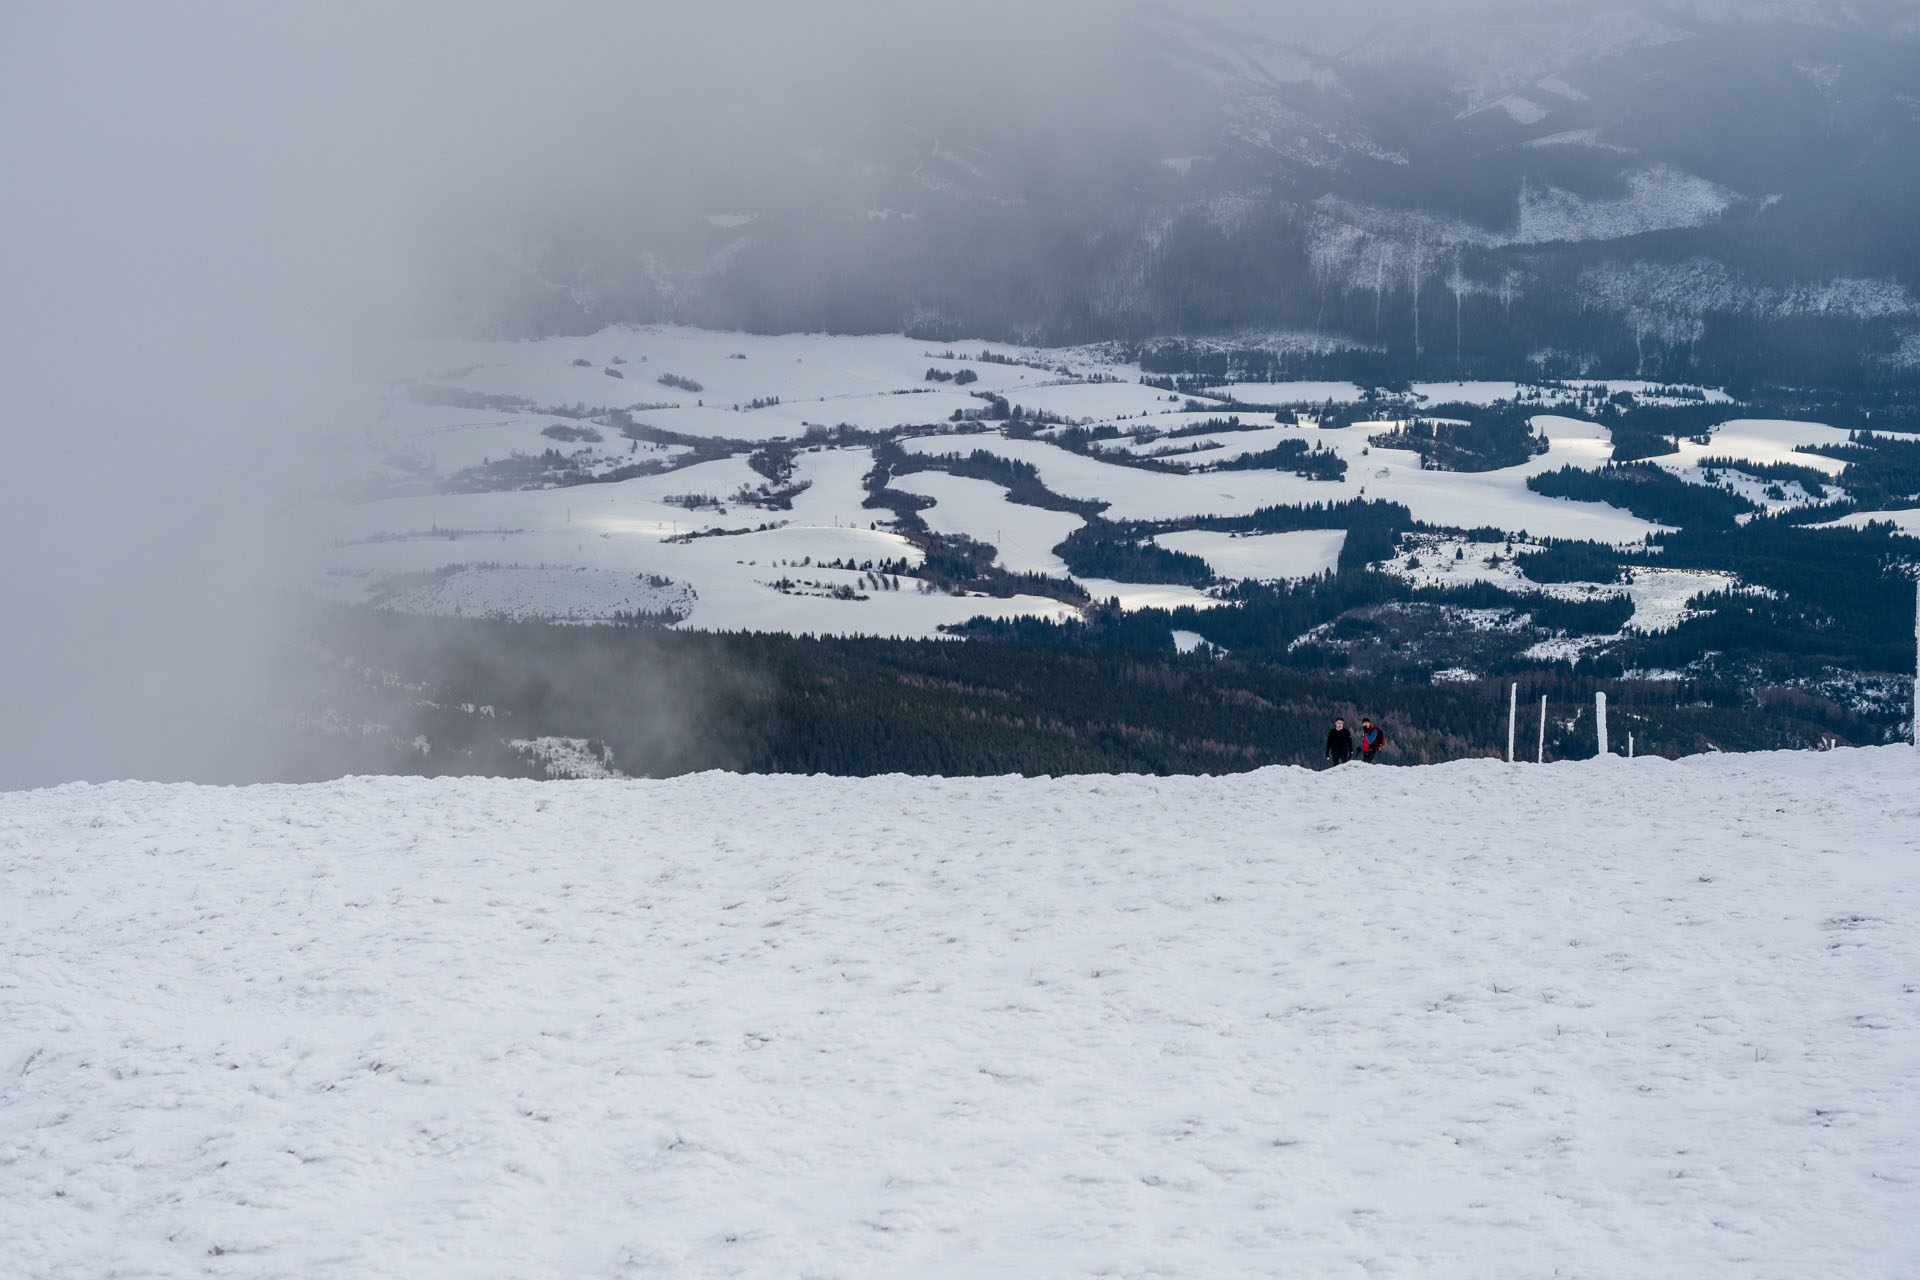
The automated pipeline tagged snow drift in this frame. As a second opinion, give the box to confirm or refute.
[3,749,1917,1277]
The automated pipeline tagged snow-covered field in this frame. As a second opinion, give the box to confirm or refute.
[1155,528,1347,580]
[1202,379,1368,404]
[890,470,1080,577]
[1822,507,1920,537]
[4,749,1918,1277]
[311,325,1915,637]
[900,415,1649,541]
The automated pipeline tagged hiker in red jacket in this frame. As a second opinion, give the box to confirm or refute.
[1358,718,1384,762]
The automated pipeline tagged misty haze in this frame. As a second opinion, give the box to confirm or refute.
[3,2,1918,1275]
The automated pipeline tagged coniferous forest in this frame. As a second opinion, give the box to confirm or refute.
[270,603,1903,783]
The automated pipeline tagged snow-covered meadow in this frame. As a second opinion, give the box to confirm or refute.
[897,413,1641,537]
[314,325,1917,642]
[4,749,1918,1277]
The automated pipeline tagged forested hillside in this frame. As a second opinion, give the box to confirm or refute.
[270,606,1900,782]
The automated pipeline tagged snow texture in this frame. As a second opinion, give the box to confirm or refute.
[4,750,1919,1278]
[1155,528,1346,581]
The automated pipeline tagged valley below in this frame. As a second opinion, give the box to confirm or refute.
[270,324,1920,778]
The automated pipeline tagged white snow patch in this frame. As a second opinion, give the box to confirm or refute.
[1169,628,1222,655]
[1522,635,1606,664]
[1408,380,1535,405]
[1816,507,1920,536]
[1076,578,1230,613]
[1618,565,1740,633]
[510,737,622,780]
[1200,380,1368,404]
[1517,166,1736,245]
[1491,94,1550,124]
[1654,418,1858,477]
[1521,128,1631,153]
[1155,528,1346,581]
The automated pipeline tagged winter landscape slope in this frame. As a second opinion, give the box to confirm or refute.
[5,748,1917,1277]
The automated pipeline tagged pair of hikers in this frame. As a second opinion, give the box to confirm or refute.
[1325,717,1384,765]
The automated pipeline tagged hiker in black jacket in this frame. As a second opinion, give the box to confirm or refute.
[1325,718,1353,765]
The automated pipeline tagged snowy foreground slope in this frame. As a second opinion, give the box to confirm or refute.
[4,752,1918,1278]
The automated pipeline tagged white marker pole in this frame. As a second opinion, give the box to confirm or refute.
[1538,694,1547,764]
[1508,683,1518,763]
[1596,691,1609,757]
[1628,731,1634,759]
